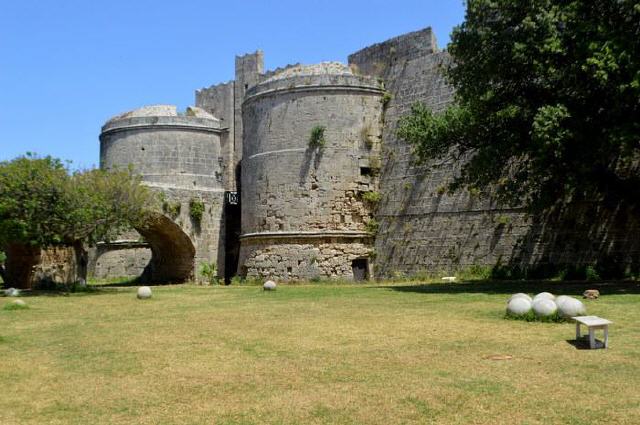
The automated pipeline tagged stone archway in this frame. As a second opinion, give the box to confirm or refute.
[136,213,196,283]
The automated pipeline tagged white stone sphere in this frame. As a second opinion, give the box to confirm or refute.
[137,286,152,299]
[508,293,532,303]
[554,295,572,308]
[507,297,532,316]
[558,297,586,318]
[263,280,277,291]
[533,292,555,302]
[11,299,26,307]
[4,288,20,297]
[532,299,558,317]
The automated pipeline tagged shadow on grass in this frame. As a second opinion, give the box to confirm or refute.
[566,338,607,350]
[383,280,640,296]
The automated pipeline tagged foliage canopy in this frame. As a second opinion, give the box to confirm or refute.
[0,154,155,249]
[398,0,640,211]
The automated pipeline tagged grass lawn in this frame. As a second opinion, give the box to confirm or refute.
[1,281,639,424]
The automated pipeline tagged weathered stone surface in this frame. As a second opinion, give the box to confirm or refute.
[137,286,153,299]
[239,65,382,281]
[533,292,555,302]
[508,293,532,303]
[583,289,600,299]
[507,298,532,316]
[263,280,277,291]
[558,297,586,318]
[532,299,558,317]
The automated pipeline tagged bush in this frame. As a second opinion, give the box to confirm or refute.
[199,262,219,285]
[189,198,205,222]
[585,266,601,282]
[365,219,379,235]
[162,200,181,219]
[309,125,326,149]
[362,191,382,205]
[505,310,567,323]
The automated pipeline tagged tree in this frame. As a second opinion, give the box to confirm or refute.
[398,0,640,211]
[0,154,156,288]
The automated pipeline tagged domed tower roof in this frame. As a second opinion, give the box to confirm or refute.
[262,62,356,83]
[104,105,219,128]
[245,62,382,103]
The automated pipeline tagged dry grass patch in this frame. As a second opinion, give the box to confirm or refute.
[0,281,639,424]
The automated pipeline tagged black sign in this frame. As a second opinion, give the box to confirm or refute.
[226,191,239,205]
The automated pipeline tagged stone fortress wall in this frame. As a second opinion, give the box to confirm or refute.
[348,28,533,277]
[92,25,639,283]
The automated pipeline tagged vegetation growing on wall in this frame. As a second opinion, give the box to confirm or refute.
[365,219,379,235]
[362,191,382,205]
[189,198,205,221]
[398,0,640,213]
[381,91,392,108]
[162,200,181,220]
[308,125,326,149]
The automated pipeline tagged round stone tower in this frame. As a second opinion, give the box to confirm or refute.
[239,63,384,281]
[97,105,226,282]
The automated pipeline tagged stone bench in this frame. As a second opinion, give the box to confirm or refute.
[573,316,612,349]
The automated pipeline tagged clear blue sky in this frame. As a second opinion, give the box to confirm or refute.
[0,0,465,169]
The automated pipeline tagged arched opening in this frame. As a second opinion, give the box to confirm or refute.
[136,212,196,283]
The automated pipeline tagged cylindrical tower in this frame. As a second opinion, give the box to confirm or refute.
[239,63,384,280]
[100,105,223,189]
[97,105,226,282]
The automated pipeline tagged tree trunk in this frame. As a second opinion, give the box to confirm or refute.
[72,240,88,283]
[4,244,41,289]
[0,265,7,286]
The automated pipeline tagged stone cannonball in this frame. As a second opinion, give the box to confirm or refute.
[533,292,555,302]
[137,286,153,299]
[554,295,572,308]
[263,280,277,291]
[558,297,587,318]
[4,288,20,297]
[506,297,532,316]
[508,293,532,303]
[532,299,558,317]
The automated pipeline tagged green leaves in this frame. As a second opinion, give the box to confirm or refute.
[398,0,640,211]
[0,155,156,249]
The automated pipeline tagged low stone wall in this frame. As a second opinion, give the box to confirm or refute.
[88,243,151,280]
[238,234,373,280]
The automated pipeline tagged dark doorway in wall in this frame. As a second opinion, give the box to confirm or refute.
[223,163,242,284]
[352,258,369,281]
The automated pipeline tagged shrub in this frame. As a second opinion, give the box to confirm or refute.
[381,91,392,107]
[362,191,382,205]
[505,310,567,323]
[199,262,219,285]
[365,219,379,235]
[585,266,601,281]
[162,200,181,219]
[189,198,205,221]
[309,125,326,149]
